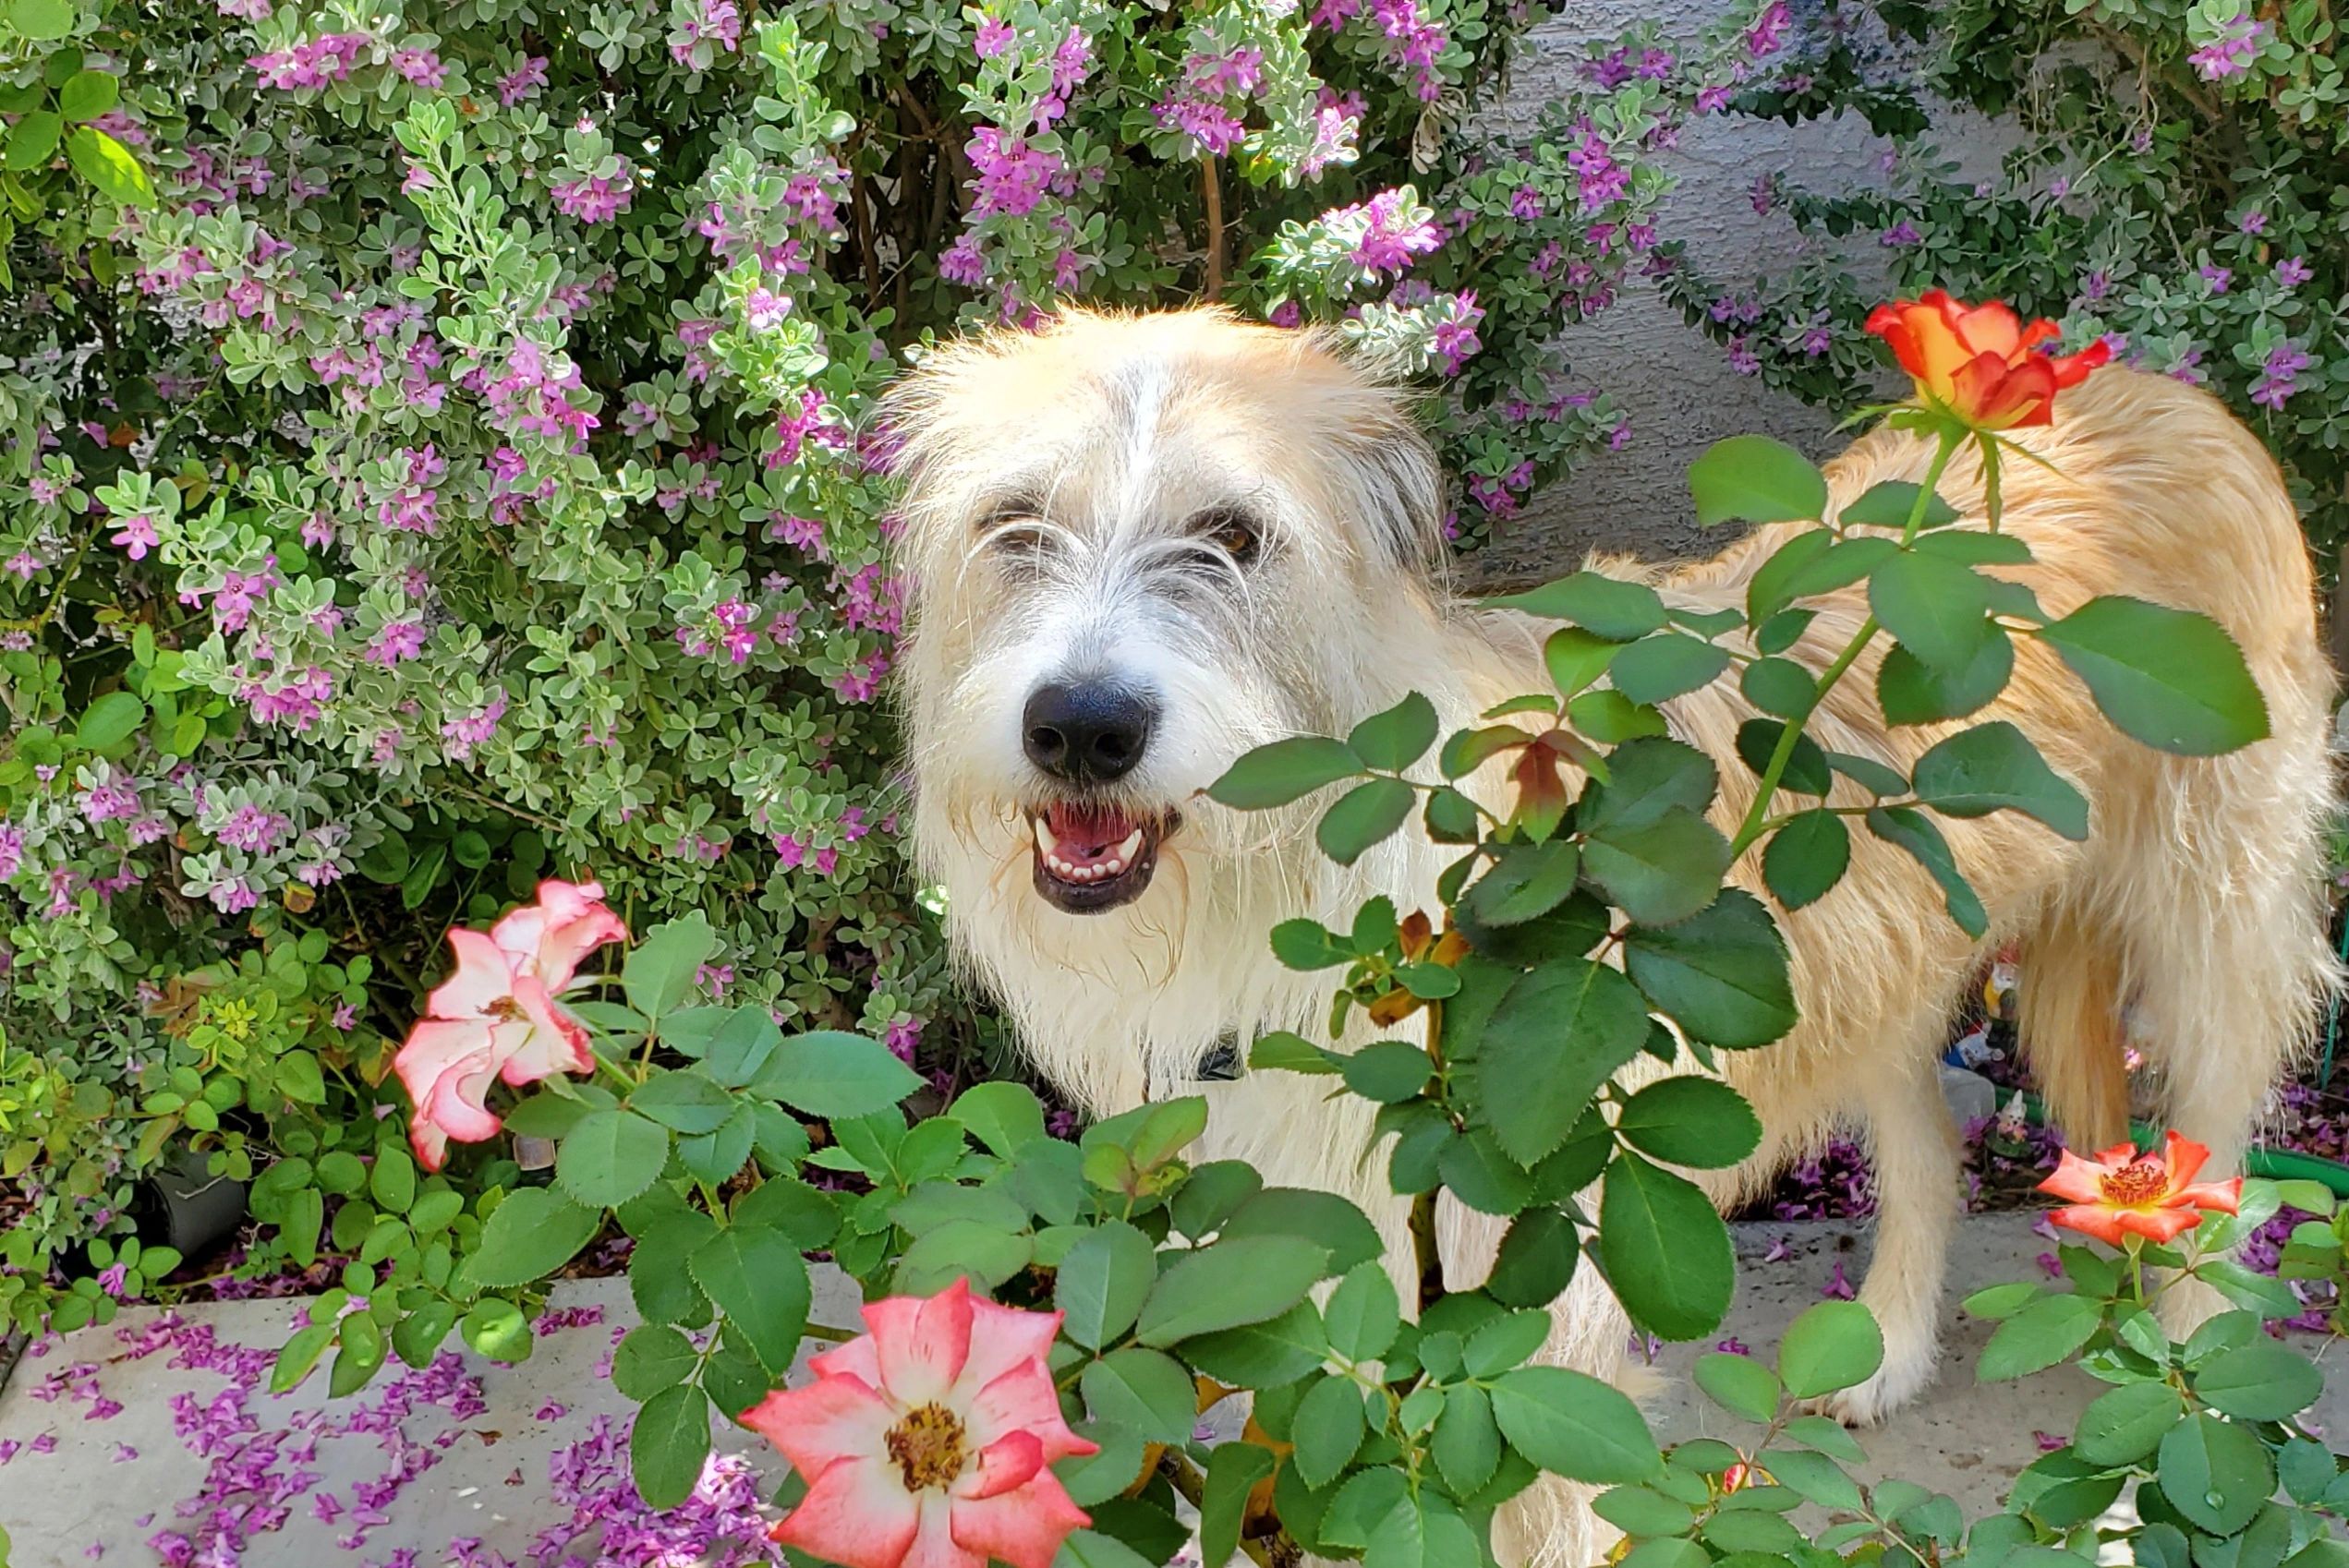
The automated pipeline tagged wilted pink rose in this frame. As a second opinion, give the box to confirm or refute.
[393,879,624,1169]
[490,877,628,993]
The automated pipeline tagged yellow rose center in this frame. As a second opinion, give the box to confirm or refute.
[885,1402,968,1491]
[2098,1158,2170,1208]
[488,995,527,1024]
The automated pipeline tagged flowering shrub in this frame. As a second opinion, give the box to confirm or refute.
[1666,0,2349,551]
[0,0,1810,1322]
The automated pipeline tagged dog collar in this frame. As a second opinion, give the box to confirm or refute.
[1193,1034,1241,1082]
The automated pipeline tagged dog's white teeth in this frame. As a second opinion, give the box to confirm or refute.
[1103,856,1125,874]
[1115,828,1144,861]
[1033,816,1059,855]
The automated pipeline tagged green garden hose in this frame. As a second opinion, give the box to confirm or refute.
[2004,1089,2349,1200]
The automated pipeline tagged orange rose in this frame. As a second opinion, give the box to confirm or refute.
[2036,1131,2242,1248]
[1865,290,2112,430]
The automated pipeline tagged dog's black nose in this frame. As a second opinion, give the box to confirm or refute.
[1023,681,1155,784]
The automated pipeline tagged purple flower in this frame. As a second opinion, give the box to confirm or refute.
[1330,187,1441,277]
[2199,263,2233,293]
[974,16,1014,57]
[671,0,742,61]
[1154,95,1245,157]
[1429,293,1483,375]
[550,172,632,223]
[1746,0,1790,57]
[440,692,507,760]
[964,127,1065,218]
[366,620,427,666]
[392,48,443,87]
[80,779,143,825]
[248,31,371,91]
[2277,256,2312,287]
[108,512,158,560]
[496,55,548,104]
[938,232,986,286]
[2251,341,2314,409]
[218,805,291,853]
[2189,12,2266,79]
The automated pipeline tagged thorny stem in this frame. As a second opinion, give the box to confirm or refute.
[1410,999,1446,1314]
[1726,428,1964,858]
[1162,1452,1284,1566]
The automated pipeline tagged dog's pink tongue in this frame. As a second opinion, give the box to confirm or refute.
[1045,802,1139,867]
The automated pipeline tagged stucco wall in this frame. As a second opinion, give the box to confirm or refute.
[1462,6,2014,590]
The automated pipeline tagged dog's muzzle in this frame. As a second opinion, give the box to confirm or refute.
[1027,801,1180,913]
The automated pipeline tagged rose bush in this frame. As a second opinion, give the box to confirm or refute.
[171,293,2331,1568]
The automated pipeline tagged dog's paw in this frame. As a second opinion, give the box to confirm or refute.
[1801,1355,1937,1429]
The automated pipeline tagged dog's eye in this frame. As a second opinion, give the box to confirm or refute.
[1194,511,1261,565]
[987,521,1049,561]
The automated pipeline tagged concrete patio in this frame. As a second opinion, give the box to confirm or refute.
[2,1214,2337,1566]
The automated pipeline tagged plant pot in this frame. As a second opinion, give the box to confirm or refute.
[135,1148,248,1260]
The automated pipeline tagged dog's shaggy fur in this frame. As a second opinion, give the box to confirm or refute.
[889,308,2338,1565]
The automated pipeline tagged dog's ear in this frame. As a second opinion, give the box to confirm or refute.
[868,341,966,516]
[867,328,1028,591]
[1341,397,1446,576]
[1303,327,1447,576]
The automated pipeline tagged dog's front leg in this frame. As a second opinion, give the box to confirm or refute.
[1438,1200,1636,1568]
[1815,1031,1965,1426]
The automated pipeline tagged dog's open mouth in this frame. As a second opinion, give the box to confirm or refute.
[1028,802,1179,913]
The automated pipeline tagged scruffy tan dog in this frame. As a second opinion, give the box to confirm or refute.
[886,308,2337,1564]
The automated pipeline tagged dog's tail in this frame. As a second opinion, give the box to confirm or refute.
[2014,899,2132,1150]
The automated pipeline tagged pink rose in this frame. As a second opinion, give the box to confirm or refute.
[393,879,625,1170]
[743,1278,1097,1568]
